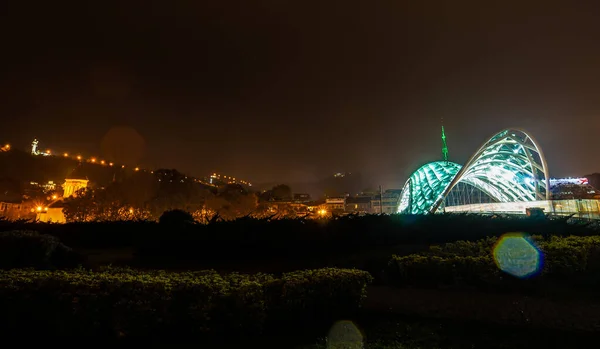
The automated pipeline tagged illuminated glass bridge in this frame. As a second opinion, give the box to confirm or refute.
[398,128,550,214]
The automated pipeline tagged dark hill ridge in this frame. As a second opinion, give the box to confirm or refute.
[0,149,126,187]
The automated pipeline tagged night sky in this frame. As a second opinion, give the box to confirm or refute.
[2,1,600,188]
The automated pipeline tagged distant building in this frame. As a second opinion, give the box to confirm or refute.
[0,201,31,220]
[293,193,311,202]
[586,173,600,191]
[305,200,327,212]
[36,201,66,223]
[325,197,346,212]
[63,166,89,197]
[63,179,88,197]
[29,181,57,192]
[345,196,372,213]
[372,189,401,214]
[549,177,600,200]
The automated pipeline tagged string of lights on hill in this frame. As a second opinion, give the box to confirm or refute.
[209,173,252,187]
[2,139,252,188]
[29,138,148,172]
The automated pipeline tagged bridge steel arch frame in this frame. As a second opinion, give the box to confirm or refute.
[398,128,550,215]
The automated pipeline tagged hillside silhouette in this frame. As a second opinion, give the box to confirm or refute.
[0,149,126,188]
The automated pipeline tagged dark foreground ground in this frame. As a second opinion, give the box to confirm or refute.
[108,310,594,348]
[297,311,598,349]
[4,215,600,346]
[292,286,600,349]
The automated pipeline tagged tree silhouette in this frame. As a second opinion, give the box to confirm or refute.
[159,209,195,226]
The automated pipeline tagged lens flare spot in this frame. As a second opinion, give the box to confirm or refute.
[493,233,543,278]
[327,320,363,349]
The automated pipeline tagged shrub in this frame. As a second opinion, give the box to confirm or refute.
[158,209,195,227]
[275,268,371,316]
[0,267,372,338]
[387,235,600,289]
[0,230,84,269]
[2,215,598,272]
[389,254,499,287]
[427,237,498,257]
[538,235,600,277]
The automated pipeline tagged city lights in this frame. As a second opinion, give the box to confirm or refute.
[63,153,69,157]
[134,167,139,171]
[100,160,105,165]
[52,195,58,200]
[90,158,96,163]
[36,206,42,212]
[77,155,82,160]
[109,162,114,166]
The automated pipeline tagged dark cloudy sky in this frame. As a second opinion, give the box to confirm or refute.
[1,0,600,187]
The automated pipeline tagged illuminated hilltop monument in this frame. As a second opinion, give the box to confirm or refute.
[31,139,51,156]
[31,139,38,155]
[398,127,550,214]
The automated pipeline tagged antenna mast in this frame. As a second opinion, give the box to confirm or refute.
[441,119,449,162]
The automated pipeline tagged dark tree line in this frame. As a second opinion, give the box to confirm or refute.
[62,170,295,222]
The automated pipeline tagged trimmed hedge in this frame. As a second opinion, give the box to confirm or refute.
[0,267,372,338]
[0,230,84,269]
[388,235,600,288]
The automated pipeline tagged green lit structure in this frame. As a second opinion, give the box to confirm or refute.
[441,125,449,162]
[398,128,550,214]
